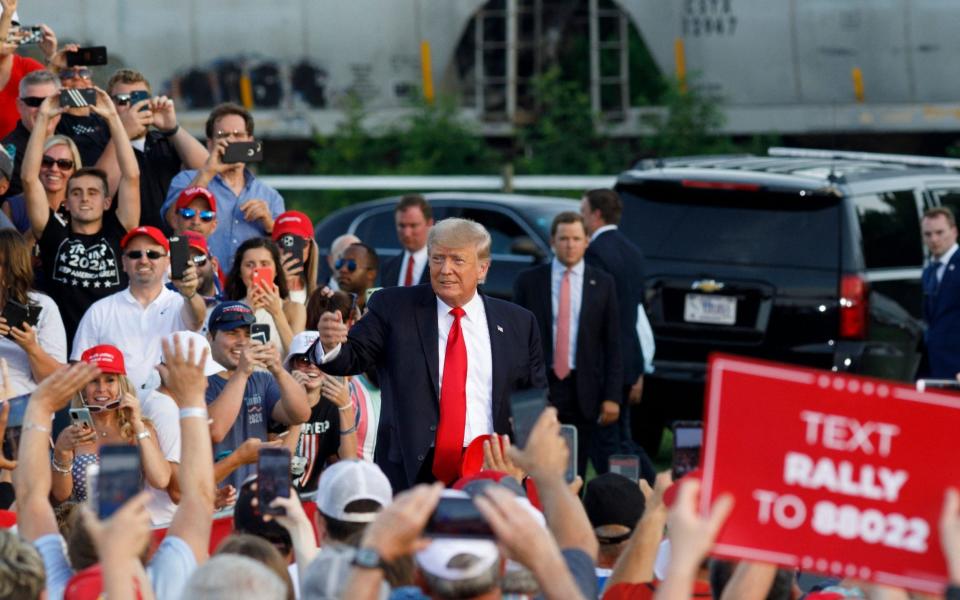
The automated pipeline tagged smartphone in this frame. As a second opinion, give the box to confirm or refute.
[222,140,263,163]
[425,497,494,538]
[168,235,190,280]
[60,88,97,108]
[257,447,291,516]
[672,421,703,481]
[130,90,151,112]
[69,407,95,432]
[250,323,270,345]
[10,25,42,45]
[559,424,578,483]
[27,305,42,327]
[97,445,141,519]
[1,298,29,336]
[509,389,547,449]
[251,266,274,290]
[278,234,305,270]
[609,454,641,483]
[348,292,358,316]
[67,45,108,67]
[364,287,383,305]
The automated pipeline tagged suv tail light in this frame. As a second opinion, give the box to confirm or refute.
[839,274,868,339]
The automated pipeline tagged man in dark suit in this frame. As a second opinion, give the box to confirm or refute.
[581,188,648,468]
[314,218,546,490]
[379,194,433,288]
[513,212,622,476]
[922,206,960,378]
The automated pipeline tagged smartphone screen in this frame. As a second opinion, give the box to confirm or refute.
[258,447,291,516]
[168,236,190,280]
[559,424,578,483]
[250,323,270,345]
[425,497,494,538]
[67,46,108,66]
[609,454,641,483]
[69,407,95,431]
[98,445,141,519]
[509,389,547,449]
[672,421,703,481]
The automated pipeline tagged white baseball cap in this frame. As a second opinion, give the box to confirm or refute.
[315,460,392,523]
[284,331,320,371]
[160,331,224,376]
[415,493,501,582]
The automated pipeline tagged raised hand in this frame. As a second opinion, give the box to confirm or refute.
[157,334,209,407]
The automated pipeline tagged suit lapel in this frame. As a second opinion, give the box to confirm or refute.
[578,266,597,341]
[414,289,440,400]
[483,295,507,420]
[537,267,553,362]
[933,252,960,318]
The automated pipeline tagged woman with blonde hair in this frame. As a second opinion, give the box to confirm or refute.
[0,134,81,238]
[51,344,171,511]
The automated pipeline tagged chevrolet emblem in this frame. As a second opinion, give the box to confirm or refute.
[691,279,725,293]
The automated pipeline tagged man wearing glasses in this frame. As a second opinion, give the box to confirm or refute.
[336,242,379,312]
[1,69,60,200]
[96,69,208,234]
[71,225,206,390]
[161,103,285,271]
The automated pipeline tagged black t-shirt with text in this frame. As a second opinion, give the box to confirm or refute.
[36,209,127,347]
[275,398,341,493]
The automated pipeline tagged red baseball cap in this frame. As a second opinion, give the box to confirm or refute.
[120,226,170,252]
[271,210,313,241]
[175,186,217,212]
[182,230,209,255]
[80,344,126,375]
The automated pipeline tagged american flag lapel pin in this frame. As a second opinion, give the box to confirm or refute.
[497,325,504,333]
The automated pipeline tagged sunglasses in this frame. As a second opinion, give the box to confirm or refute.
[60,68,92,80]
[191,255,208,267]
[291,354,313,367]
[41,155,74,170]
[124,250,167,260]
[335,258,358,272]
[112,91,150,106]
[20,96,47,107]
[213,129,249,140]
[84,399,121,413]
[178,207,215,222]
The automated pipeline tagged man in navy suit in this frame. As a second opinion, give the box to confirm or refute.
[314,218,546,490]
[378,194,433,288]
[580,189,648,469]
[922,206,960,378]
[513,212,622,476]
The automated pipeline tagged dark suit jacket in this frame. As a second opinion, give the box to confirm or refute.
[319,283,546,489]
[513,263,622,420]
[923,250,960,377]
[378,252,430,287]
[584,228,646,385]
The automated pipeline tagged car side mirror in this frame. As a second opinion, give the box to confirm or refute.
[510,236,547,260]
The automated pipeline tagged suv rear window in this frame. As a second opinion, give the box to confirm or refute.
[617,182,841,269]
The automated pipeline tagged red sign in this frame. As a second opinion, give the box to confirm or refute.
[700,354,960,593]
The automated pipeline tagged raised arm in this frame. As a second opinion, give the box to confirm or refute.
[150,96,209,169]
[22,97,62,238]
[156,335,215,562]
[15,362,101,541]
[89,88,140,231]
[606,471,672,587]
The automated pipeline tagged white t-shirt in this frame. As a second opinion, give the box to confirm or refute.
[0,291,67,397]
[141,388,181,524]
[71,287,191,389]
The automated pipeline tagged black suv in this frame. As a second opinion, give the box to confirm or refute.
[617,148,960,449]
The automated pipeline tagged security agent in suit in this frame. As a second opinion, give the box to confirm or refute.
[378,194,433,288]
[513,212,622,477]
[921,206,960,378]
[581,189,648,467]
[314,218,546,490]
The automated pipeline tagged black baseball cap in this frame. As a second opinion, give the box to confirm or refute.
[207,301,255,332]
[583,473,646,542]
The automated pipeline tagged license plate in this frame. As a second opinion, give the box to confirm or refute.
[684,294,737,325]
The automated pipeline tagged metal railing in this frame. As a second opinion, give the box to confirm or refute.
[257,174,617,192]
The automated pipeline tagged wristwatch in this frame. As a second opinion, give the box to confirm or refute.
[352,547,385,570]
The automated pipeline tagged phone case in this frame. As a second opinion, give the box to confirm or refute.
[168,236,189,280]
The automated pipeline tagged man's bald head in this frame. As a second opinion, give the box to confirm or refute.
[328,233,361,269]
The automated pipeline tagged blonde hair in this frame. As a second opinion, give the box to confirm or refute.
[427,218,492,261]
[44,134,83,170]
[73,374,149,441]
[0,530,46,599]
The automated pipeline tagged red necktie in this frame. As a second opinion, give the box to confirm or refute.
[434,307,467,482]
[554,269,571,380]
[404,254,415,286]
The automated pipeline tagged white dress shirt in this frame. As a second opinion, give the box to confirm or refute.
[437,293,494,444]
[398,246,429,286]
[933,243,959,283]
[551,257,584,371]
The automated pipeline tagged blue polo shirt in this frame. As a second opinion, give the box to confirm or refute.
[161,169,285,271]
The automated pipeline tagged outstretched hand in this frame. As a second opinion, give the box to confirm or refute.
[30,362,100,414]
